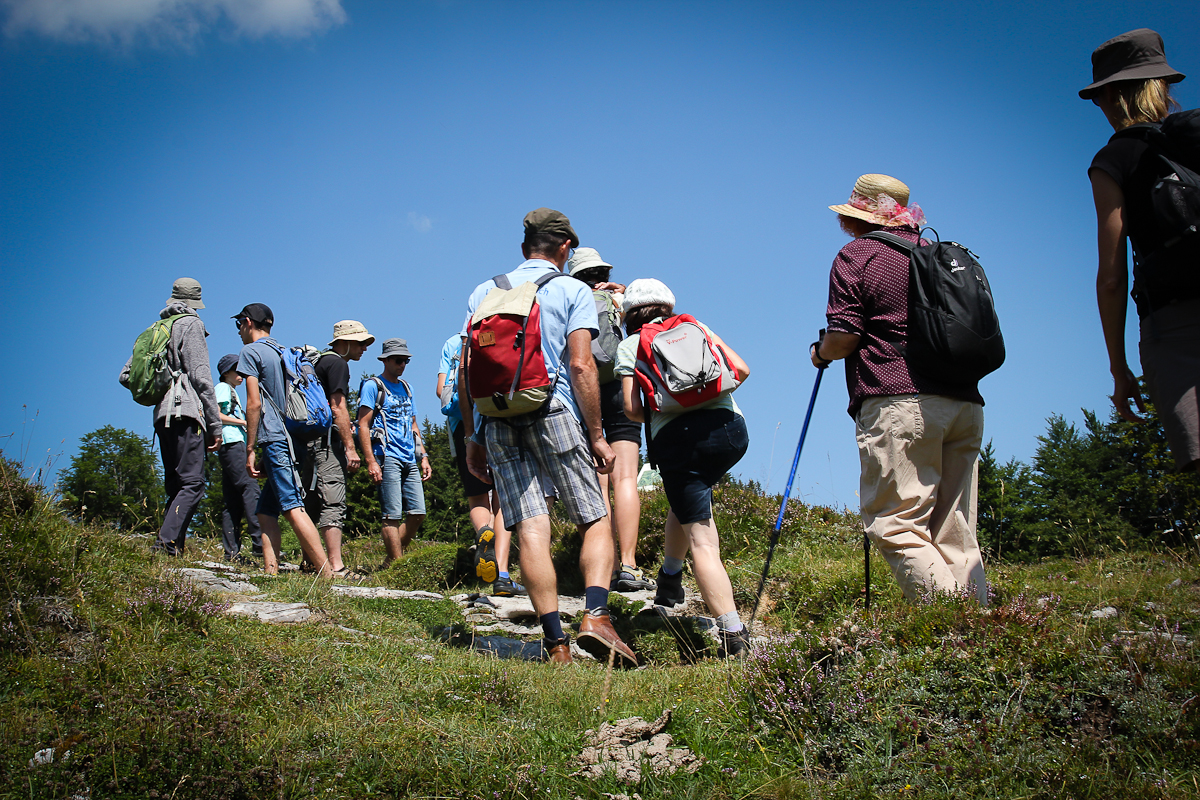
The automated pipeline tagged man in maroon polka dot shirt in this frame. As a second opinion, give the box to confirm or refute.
[811,174,988,606]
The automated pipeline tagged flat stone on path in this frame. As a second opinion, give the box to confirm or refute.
[226,601,311,624]
[169,567,263,596]
[329,586,444,600]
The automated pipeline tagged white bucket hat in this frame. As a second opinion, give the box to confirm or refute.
[621,278,676,314]
[567,247,613,277]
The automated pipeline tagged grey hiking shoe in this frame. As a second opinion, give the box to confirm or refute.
[610,565,657,592]
[717,627,751,659]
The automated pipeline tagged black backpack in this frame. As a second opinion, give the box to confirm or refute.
[864,229,1005,385]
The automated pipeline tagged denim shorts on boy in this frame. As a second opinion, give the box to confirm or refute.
[484,400,607,527]
[380,457,427,520]
[255,440,306,517]
[599,379,643,445]
[654,408,749,524]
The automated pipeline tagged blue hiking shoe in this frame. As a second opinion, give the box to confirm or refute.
[492,576,526,597]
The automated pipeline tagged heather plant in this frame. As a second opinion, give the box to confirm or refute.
[123,574,229,632]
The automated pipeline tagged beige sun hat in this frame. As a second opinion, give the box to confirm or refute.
[329,319,375,347]
[567,247,613,277]
[829,174,925,227]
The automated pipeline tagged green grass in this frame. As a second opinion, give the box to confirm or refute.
[2,462,1199,798]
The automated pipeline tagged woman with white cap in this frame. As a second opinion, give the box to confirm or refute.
[1084,28,1199,472]
[614,278,752,658]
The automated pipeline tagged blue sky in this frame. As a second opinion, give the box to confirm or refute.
[1,0,1196,511]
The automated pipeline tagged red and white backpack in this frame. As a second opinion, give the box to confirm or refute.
[634,313,741,413]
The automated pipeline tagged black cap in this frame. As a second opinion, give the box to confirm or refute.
[232,303,274,326]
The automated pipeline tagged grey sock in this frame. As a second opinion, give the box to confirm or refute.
[662,557,685,575]
[717,611,743,632]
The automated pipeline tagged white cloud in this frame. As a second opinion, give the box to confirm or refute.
[407,212,432,234]
[2,0,346,46]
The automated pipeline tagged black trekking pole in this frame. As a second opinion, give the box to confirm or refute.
[864,532,871,611]
[749,361,825,630]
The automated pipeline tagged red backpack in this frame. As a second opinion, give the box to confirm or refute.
[467,271,566,417]
[634,313,741,413]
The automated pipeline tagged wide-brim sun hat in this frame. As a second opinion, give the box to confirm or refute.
[621,278,676,314]
[167,277,205,309]
[567,247,613,277]
[329,319,375,348]
[829,174,926,228]
[1079,28,1185,100]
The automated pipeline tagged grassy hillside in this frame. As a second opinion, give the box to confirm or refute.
[3,458,1199,799]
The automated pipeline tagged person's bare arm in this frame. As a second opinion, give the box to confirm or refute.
[1091,168,1144,422]
[621,376,644,423]
[218,413,246,427]
[244,375,262,478]
[708,329,750,382]
[414,418,431,480]
[436,372,448,404]
[568,328,614,474]
[357,405,382,483]
[329,391,360,471]
[810,331,861,368]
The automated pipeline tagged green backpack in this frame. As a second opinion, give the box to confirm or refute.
[123,314,188,406]
[592,289,623,385]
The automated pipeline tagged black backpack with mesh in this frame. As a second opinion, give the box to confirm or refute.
[864,228,1005,386]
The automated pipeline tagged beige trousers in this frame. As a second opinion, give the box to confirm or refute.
[856,394,987,605]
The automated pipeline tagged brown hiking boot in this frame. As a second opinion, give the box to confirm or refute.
[544,636,572,664]
[576,608,638,667]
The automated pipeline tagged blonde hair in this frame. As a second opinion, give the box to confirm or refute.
[1109,78,1180,129]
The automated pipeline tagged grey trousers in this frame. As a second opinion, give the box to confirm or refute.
[156,419,205,555]
[219,441,262,557]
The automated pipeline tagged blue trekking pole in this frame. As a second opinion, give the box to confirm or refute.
[749,356,826,629]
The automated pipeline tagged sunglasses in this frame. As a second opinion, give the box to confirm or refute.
[234,318,244,331]
[389,356,410,364]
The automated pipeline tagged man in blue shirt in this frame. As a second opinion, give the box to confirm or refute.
[358,338,431,567]
[234,303,333,577]
[461,208,635,667]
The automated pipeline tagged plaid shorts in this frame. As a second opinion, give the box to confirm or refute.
[484,400,607,527]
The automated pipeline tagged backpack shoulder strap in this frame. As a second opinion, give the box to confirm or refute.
[534,271,566,288]
[492,274,513,291]
[862,231,917,253]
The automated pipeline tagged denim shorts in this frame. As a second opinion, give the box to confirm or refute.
[380,457,427,520]
[653,408,748,524]
[256,440,305,517]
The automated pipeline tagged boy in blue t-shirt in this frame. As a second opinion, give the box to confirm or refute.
[357,338,431,566]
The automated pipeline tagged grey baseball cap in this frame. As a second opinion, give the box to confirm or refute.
[377,338,412,361]
[167,277,205,309]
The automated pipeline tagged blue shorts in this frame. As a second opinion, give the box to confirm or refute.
[381,457,427,520]
[256,440,305,517]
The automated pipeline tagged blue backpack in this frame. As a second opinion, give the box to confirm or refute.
[264,342,334,439]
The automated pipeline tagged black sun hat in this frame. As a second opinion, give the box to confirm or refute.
[1079,28,1185,100]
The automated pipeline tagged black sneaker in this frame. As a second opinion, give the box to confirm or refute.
[653,568,685,608]
[717,627,751,659]
[474,526,497,584]
[492,576,526,597]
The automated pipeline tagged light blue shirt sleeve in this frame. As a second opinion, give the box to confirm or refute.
[358,378,378,416]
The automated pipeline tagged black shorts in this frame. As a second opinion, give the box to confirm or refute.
[654,408,748,524]
[599,379,643,445]
[452,420,494,498]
